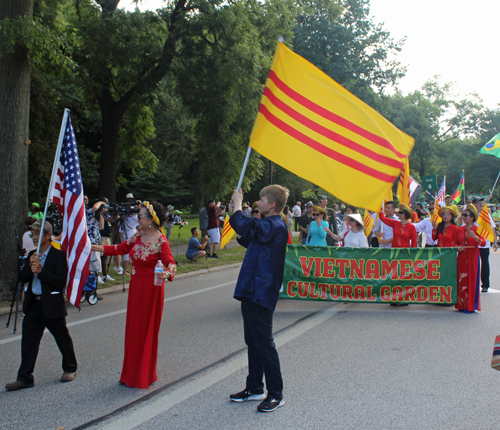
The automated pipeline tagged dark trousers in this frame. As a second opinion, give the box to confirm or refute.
[479,247,490,290]
[18,300,77,384]
[241,299,283,398]
[293,218,299,232]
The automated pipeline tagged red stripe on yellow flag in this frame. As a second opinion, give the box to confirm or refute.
[220,215,236,249]
[396,157,411,206]
[249,42,414,212]
[476,204,495,243]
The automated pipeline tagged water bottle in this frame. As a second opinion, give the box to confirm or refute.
[154,260,163,286]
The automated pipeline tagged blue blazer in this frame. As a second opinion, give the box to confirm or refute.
[230,211,288,310]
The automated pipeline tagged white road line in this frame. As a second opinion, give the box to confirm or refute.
[0,280,236,346]
[98,303,350,430]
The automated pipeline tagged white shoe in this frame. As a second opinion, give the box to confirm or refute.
[106,274,115,281]
[97,276,105,284]
[114,266,123,275]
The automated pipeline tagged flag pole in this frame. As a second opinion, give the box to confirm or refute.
[236,146,252,191]
[37,109,70,253]
[489,168,500,197]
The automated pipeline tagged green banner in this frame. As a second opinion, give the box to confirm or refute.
[280,246,457,305]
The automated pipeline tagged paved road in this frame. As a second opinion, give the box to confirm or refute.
[1,253,500,429]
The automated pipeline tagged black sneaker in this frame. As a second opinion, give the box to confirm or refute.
[212,253,220,259]
[257,396,285,412]
[230,389,266,403]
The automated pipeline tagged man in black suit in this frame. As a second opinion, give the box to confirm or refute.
[5,221,77,391]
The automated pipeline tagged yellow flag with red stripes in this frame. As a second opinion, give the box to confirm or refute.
[476,204,495,243]
[363,210,374,237]
[431,200,442,225]
[396,157,411,206]
[220,215,236,249]
[249,42,414,212]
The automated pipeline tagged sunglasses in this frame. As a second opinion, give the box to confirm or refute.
[398,211,405,215]
[313,213,320,217]
[462,213,471,218]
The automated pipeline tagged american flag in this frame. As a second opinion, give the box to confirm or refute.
[50,113,91,306]
[436,177,446,205]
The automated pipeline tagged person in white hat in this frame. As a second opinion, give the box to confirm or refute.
[325,213,368,247]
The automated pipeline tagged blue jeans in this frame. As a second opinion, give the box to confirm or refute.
[240,299,283,398]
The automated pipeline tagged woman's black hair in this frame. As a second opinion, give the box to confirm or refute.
[436,215,456,235]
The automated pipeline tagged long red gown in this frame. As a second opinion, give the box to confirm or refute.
[432,223,458,247]
[454,225,485,313]
[104,231,175,388]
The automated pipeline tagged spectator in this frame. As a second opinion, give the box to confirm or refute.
[165,205,175,241]
[291,201,301,231]
[306,206,328,246]
[110,212,123,275]
[186,227,208,262]
[98,198,114,283]
[207,199,221,258]
[283,205,293,234]
[472,197,497,292]
[242,202,250,217]
[22,217,37,253]
[219,204,226,237]
[87,199,106,284]
[252,208,262,219]
[444,195,452,206]
[298,202,314,245]
[28,202,43,221]
[317,195,339,245]
[120,193,139,276]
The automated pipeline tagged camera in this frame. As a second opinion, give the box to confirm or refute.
[108,201,141,216]
[46,210,63,236]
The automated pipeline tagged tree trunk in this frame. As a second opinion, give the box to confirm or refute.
[97,100,123,202]
[0,0,33,298]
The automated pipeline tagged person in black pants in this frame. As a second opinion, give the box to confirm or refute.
[5,221,77,391]
[228,185,289,413]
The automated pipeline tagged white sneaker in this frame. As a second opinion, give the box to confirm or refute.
[97,276,105,284]
[114,266,123,275]
[106,274,115,281]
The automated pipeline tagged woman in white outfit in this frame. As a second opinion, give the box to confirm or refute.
[325,213,368,248]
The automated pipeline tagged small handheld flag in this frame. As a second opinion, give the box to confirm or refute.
[220,215,236,249]
[363,211,374,237]
[451,172,465,204]
[476,204,495,243]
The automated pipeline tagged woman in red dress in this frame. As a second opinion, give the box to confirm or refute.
[432,205,459,247]
[378,203,417,248]
[92,201,175,388]
[454,204,485,313]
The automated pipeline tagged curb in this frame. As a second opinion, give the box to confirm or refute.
[0,262,242,317]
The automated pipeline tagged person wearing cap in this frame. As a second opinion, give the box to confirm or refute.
[298,202,314,245]
[454,204,485,312]
[378,203,417,248]
[317,195,339,245]
[28,202,43,221]
[431,205,458,247]
[472,197,497,293]
[306,206,329,246]
[325,213,368,247]
[373,201,399,248]
[165,205,175,240]
[5,221,77,391]
[291,201,302,231]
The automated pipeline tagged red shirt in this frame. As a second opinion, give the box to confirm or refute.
[432,223,458,247]
[378,213,417,248]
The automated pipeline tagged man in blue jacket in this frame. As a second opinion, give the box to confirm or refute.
[229,185,289,413]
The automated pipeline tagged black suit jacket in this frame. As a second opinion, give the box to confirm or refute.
[20,247,68,319]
